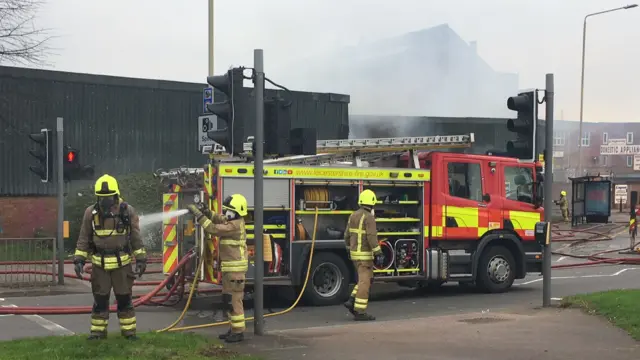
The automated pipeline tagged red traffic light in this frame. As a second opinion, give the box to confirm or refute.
[66,151,76,163]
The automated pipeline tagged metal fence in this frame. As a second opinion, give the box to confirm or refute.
[0,237,56,288]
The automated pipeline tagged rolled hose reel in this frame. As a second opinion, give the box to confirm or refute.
[373,239,394,270]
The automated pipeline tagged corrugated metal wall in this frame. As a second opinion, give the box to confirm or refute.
[0,67,350,196]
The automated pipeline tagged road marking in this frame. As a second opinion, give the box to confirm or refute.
[556,256,567,262]
[0,304,74,335]
[515,267,640,286]
[551,297,563,301]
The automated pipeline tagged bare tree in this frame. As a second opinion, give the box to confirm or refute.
[0,0,52,65]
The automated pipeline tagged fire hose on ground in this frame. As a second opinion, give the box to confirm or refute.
[549,223,640,269]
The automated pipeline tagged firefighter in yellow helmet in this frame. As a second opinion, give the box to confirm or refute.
[343,189,381,321]
[554,190,569,222]
[73,174,147,340]
[188,194,248,343]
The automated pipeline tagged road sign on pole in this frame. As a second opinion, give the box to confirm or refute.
[203,87,213,113]
[614,184,628,204]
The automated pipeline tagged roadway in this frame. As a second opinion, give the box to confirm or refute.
[1,236,639,341]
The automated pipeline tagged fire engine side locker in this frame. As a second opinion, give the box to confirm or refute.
[218,169,292,284]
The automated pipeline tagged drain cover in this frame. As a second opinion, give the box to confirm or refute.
[458,317,509,324]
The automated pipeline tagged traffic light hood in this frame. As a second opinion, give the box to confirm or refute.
[507,94,532,112]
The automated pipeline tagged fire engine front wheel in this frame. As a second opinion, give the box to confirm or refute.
[476,245,516,293]
[301,252,350,306]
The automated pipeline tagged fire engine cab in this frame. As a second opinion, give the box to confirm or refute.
[157,132,544,306]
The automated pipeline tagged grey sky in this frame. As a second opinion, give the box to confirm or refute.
[37,0,639,123]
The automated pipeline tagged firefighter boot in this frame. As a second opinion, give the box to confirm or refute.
[87,333,107,340]
[353,312,376,321]
[225,332,245,343]
[218,329,232,340]
[343,297,356,315]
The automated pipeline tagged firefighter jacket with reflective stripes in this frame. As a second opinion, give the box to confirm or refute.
[198,213,248,273]
[74,201,147,270]
[344,207,381,261]
[558,196,568,211]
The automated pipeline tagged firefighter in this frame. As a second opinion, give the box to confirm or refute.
[343,189,382,321]
[187,194,248,343]
[73,174,147,340]
[554,190,570,222]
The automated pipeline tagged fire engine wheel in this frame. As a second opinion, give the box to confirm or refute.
[476,245,516,294]
[302,252,350,306]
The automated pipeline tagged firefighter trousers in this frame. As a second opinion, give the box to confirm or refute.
[222,272,246,334]
[350,260,374,313]
[90,263,137,337]
[561,208,569,221]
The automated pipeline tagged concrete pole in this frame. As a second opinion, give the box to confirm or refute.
[543,74,554,307]
[208,0,214,76]
[253,49,265,336]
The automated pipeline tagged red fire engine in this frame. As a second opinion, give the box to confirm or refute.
[158,132,544,306]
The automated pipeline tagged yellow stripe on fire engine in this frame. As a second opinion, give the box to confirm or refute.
[162,193,179,275]
[508,211,540,231]
[218,164,430,181]
[442,206,487,237]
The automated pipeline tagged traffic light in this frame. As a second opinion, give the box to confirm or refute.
[205,67,246,155]
[28,129,53,183]
[63,146,94,182]
[506,90,538,161]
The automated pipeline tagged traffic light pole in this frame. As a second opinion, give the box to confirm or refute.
[56,117,65,285]
[543,74,554,307]
[253,49,265,336]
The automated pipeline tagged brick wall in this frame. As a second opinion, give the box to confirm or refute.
[0,197,57,238]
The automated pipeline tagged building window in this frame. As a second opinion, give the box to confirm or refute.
[603,132,609,144]
[628,156,633,167]
[581,132,591,147]
[553,131,565,146]
[600,155,608,166]
[447,162,483,202]
[627,132,634,144]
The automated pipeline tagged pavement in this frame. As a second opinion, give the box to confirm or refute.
[0,221,639,358]
[235,308,640,360]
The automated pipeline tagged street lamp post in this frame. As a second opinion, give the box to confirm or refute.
[208,0,215,76]
[577,4,637,176]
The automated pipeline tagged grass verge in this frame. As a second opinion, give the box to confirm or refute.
[562,289,640,340]
[0,332,260,360]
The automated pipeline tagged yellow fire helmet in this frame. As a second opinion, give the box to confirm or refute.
[560,190,567,196]
[223,194,248,217]
[358,189,377,207]
[94,174,120,197]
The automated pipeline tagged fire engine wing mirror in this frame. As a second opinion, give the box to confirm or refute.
[534,182,544,208]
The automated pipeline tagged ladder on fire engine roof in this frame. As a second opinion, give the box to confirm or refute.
[252,133,475,166]
[164,133,476,182]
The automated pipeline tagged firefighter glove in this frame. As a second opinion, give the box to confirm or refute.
[187,204,202,218]
[136,259,147,278]
[73,259,85,278]
[203,208,213,219]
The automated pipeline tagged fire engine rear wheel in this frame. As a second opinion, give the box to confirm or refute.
[302,252,350,306]
[476,245,516,293]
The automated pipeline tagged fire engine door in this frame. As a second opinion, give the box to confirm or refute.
[443,160,489,240]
